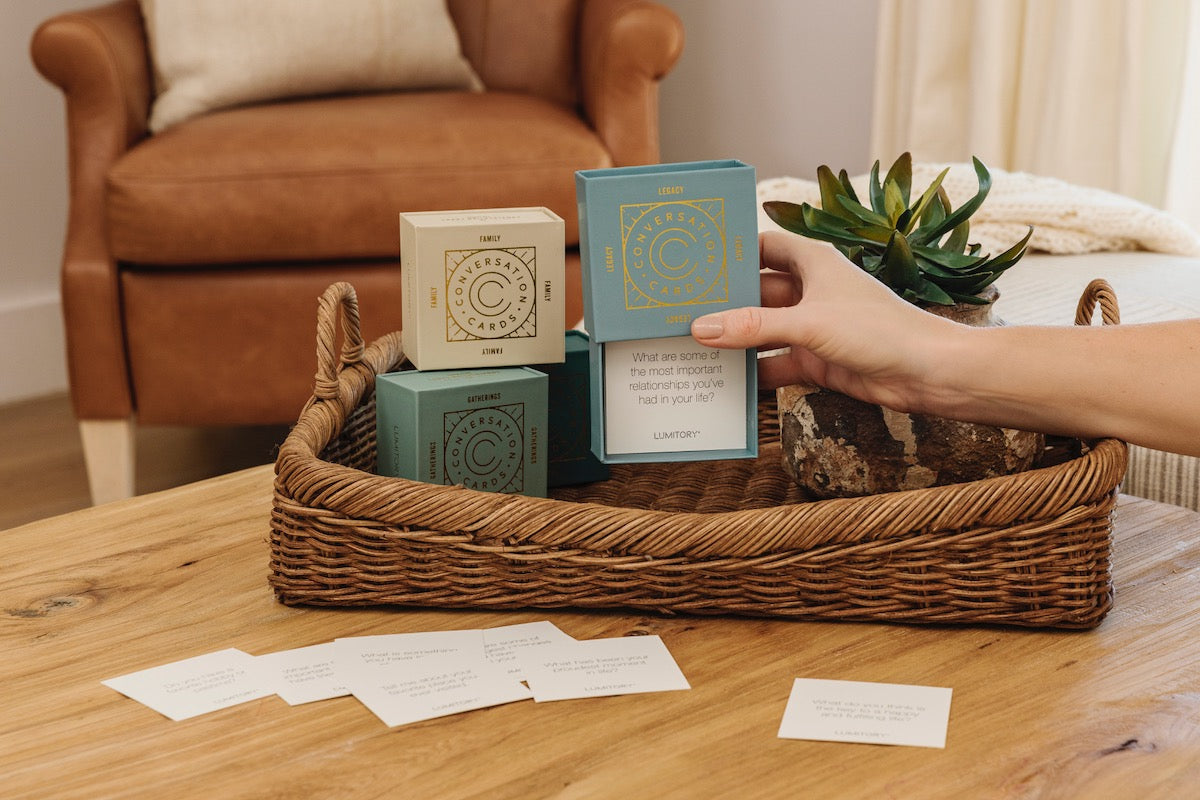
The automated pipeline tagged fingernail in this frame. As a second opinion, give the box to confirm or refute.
[691,315,724,338]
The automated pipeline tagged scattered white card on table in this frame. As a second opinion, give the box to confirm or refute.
[101,648,273,722]
[520,634,690,701]
[334,629,485,671]
[256,642,348,705]
[778,678,953,748]
[483,621,576,679]
[340,652,531,728]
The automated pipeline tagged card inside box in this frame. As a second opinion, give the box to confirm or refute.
[589,335,758,464]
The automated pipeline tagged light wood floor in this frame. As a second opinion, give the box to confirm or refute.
[0,393,290,531]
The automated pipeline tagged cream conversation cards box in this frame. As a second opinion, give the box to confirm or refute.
[400,207,565,370]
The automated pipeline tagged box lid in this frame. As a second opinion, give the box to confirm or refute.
[400,207,563,229]
[377,366,543,393]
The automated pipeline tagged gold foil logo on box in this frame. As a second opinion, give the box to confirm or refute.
[445,247,537,341]
[620,198,727,309]
[443,403,526,492]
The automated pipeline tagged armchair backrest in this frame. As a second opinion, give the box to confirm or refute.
[448,0,581,108]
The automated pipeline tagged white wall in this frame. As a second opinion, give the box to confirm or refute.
[1,0,83,405]
[0,0,881,406]
[657,0,879,180]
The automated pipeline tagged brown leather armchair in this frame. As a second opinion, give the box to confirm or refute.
[31,0,683,504]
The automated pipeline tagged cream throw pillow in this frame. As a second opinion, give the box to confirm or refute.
[141,0,483,132]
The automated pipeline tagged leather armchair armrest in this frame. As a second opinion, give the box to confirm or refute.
[30,0,151,419]
[580,0,684,167]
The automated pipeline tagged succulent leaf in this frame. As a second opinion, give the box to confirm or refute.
[868,160,885,213]
[912,279,956,306]
[848,225,895,245]
[919,187,949,229]
[900,276,956,306]
[913,243,983,270]
[914,261,997,291]
[837,169,861,204]
[762,200,808,233]
[800,204,881,248]
[945,291,992,306]
[881,231,920,289]
[818,166,859,223]
[943,219,971,254]
[987,226,1034,265]
[905,167,950,233]
[883,180,906,224]
[883,151,913,207]
[836,195,891,228]
[910,157,992,245]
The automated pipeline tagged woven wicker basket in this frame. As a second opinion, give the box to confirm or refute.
[270,280,1127,629]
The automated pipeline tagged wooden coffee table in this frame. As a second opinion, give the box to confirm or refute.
[4,465,1200,799]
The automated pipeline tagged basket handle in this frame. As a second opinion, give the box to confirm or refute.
[313,282,366,401]
[1074,279,1121,327]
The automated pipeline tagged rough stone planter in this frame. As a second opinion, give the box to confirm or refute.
[777,285,1045,498]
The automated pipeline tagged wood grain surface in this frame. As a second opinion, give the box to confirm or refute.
[4,466,1200,799]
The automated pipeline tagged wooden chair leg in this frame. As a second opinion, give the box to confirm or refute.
[78,418,136,504]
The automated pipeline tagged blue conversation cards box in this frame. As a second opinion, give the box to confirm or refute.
[576,159,760,342]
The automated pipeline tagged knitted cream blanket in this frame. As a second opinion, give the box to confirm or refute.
[757,163,1200,257]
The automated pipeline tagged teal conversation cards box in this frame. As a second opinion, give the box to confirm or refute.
[375,367,548,497]
[576,159,760,343]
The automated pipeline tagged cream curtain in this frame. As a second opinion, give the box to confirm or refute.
[871,0,1198,228]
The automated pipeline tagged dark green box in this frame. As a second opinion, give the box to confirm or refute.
[534,330,611,487]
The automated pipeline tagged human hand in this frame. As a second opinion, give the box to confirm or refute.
[690,230,962,414]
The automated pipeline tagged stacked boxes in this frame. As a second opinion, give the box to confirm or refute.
[378,207,604,496]
[576,160,760,463]
[377,160,761,492]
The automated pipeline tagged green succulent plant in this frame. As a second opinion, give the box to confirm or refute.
[762,153,1032,306]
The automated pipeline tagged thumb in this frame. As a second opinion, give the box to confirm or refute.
[690,305,798,350]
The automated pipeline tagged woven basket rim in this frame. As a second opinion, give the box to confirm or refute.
[273,329,1128,560]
